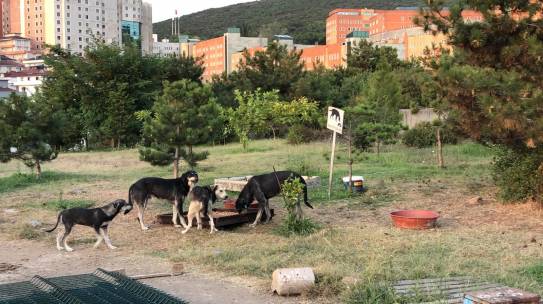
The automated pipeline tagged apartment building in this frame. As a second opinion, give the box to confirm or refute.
[192,27,267,81]
[0,0,151,56]
[326,8,376,45]
[0,34,39,60]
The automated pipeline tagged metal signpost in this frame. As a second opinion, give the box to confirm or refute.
[326,107,344,199]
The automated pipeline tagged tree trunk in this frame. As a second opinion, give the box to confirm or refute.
[117,136,121,149]
[376,140,381,157]
[110,138,115,149]
[36,159,42,179]
[173,146,180,178]
[436,127,444,168]
[271,127,276,140]
[188,145,193,168]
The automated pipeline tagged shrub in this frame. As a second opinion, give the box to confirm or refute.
[274,177,320,237]
[402,122,459,148]
[286,124,314,145]
[493,146,543,203]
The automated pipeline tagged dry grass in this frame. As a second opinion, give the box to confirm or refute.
[0,139,541,302]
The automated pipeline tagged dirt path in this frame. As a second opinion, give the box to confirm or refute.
[0,239,301,304]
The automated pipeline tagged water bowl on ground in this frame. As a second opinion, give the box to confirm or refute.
[390,210,439,230]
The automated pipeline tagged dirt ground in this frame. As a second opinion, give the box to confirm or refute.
[0,238,302,304]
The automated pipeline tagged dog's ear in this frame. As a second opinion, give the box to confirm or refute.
[113,201,120,208]
[213,185,219,191]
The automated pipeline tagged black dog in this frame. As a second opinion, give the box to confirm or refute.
[128,170,198,230]
[235,171,313,227]
[45,199,132,252]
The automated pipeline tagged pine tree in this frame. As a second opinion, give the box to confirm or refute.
[418,0,543,201]
[0,94,77,177]
[140,80,222,177]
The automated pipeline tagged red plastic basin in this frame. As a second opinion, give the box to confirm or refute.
[223,199,259,210]
[390,210,439,230]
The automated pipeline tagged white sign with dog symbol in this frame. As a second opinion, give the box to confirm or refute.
[326,106,344,199]
[327,107,344,135]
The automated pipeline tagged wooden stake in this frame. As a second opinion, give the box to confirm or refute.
[328,132,337,200]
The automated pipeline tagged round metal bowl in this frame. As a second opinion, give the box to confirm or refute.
[390,210,439,230]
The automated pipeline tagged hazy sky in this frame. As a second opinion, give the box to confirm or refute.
[147,0,256,23]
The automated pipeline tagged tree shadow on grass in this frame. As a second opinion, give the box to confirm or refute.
[0,171,99,194]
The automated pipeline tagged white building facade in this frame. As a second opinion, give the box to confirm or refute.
[152,35,180,56]
[37,0,152,55]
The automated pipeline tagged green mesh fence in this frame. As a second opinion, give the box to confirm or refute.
[0,269,188,304]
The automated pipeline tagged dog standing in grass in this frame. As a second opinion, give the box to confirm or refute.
[182,185,228,234]
[128,170,198,230]
[44,199,132,252]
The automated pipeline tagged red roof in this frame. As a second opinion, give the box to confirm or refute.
[4,69,46,77]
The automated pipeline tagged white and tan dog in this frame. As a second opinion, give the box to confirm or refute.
[182,185,228,234]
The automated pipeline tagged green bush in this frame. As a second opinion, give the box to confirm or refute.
[493,147,543,203]
[402,122,459,148]
[42,199,95,211]
[274,177,320,237]
[286,125,314,145]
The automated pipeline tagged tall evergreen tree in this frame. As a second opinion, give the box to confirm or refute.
[418,0,543,201]
[230,42,304,97]
[140,80,222,177]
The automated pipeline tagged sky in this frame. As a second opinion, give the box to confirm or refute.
[147,0,257,23]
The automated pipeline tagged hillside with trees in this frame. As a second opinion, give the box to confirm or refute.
[152,0,421,44]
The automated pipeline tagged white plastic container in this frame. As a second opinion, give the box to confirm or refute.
[271,267,315,296]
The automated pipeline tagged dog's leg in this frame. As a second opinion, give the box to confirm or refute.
[172,199,184,228]
[250,189,266,227]
[177,198,189,228]
[100,226,117,250]
[62,225,74,252]
[181,212,193,234]
[209,213,218,234]
[56,230,64,251]
[135,202,149,231]
[197,211,202,230]
[93,227,103,249]
[250,207,263,228]
[264,199,272,223]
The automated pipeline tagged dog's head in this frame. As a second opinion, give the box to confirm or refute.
[112,199,132,215]
[182,170,199,188]
[212,185,228,202]
[235,187,251,213]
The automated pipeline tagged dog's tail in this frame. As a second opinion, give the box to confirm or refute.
[44,213,61,233]
[126,185,135,213]
[299,176,313,209]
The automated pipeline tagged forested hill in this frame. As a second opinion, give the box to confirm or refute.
[152,0,422,45]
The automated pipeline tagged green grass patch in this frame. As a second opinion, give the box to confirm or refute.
[0,172,94,194]
[520,262,543,284]
[34,199,96,211]
[274,216,321,237]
